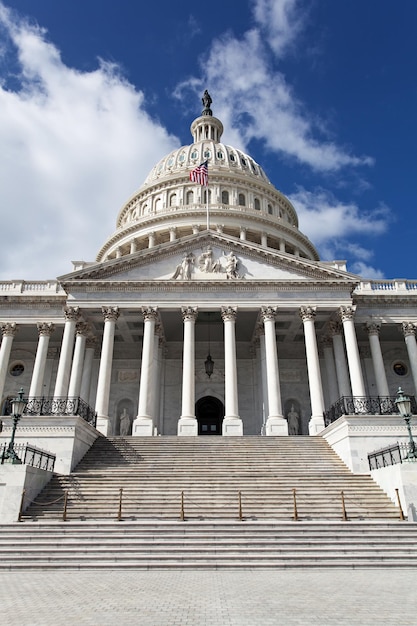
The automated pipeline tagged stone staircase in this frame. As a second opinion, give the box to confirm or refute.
[1,520,417,570]
[22,436,400,522]
[2,436,415,570]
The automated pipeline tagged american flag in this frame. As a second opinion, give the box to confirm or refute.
[189,161,208,186]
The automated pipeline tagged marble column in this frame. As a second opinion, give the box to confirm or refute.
[29,323,55,398]
[221,306,243,435]
[299,306,325,435]
[402,323,417,396]
[80,337,96,404]
[261,306,288,436]
[329,321,351,398]
[178,307,198,436]
[258,330,269,433]
[132,307,158,436]
[95,306,119,435]
[68,322,90,398]
[365,322,389,397]
[54,306,81,398]
[321,336,339,405]
[339,306,366,397]
[0,323,18,404]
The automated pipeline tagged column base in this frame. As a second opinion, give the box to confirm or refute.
[266,416,288,436]
[132,416,154,436]
[96,415,110,436]
[222,416,243,436]
[177,416,198,436]
[308,415,325,436]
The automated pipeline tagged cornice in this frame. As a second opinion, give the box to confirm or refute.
[62,279,357,294]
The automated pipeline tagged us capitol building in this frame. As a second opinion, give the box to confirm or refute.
[1,93,417,442]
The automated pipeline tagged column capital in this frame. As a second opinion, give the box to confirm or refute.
[328,321,342,336]
[402,322,416,337]
[1,322,17,337]
[365,322,380,336]
[339,305,355,322]
[221,306,237,322]
[75,321,90,337]
[260,306,277,322]
[37,322,55,337]
[141,306,158,322]
[63,306,81,322]
[181,306,198,322]
[299,306,316,322]
[102,306,119,322]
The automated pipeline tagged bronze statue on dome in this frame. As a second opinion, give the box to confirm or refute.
[202,90,212,116]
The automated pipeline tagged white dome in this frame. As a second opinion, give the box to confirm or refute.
[96,94,319,264]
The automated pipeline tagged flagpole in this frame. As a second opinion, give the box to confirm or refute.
[206,184,209,230]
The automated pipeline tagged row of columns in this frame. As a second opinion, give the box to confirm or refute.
[2,306,417,436]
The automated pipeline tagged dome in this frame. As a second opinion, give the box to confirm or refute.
[96,93,319,264]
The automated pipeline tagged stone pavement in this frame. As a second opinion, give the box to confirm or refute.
[0,569,416,625]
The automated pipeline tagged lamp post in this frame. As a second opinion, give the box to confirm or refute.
[2,387,27,464]
[395,387,417,459]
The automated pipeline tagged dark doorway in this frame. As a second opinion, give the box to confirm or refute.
[196,396,224,435]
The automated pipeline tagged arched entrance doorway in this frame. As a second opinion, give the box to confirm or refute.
[196,396,224,435]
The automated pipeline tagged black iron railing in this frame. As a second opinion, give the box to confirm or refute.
[368,442,417,470]
[3,396,97,427]
[324,395,417,426]
[1,442,56,471]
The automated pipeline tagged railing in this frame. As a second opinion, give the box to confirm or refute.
[368,442,417,470]
[1,442,56,471]
[324,395,417,425]
[3,396,97,427]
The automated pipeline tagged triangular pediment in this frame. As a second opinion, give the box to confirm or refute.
[58,232,359,286]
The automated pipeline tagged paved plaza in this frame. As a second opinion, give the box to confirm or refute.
[0,568,416,625]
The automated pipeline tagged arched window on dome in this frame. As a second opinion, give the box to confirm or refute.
[238,193,246,207]
[142,203,149,215]
[203,189,212,204]
[254,198,261,211]
[169,193,177,207]
[221,190,229,205]
[267,204,273,215]
[154,198,162,213]
[186,190,194,205]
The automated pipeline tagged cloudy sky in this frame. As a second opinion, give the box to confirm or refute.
[0,0,415,280]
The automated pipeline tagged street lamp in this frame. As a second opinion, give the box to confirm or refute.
[395,387,417,459]
[2,388,27,464]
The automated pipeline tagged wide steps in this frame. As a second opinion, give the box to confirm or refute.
[21,436,400,522]
[1,521,417,570]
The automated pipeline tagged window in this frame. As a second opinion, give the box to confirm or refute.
[186,190,194,205]
[10,363,24,377]
[222,190,229,204]
[267,204,273,215]
[229,153,236,162]
[203,189,212,203]
[217,151,224,159]
[169,193,177,207]
[204,150,211,159]
[191,150,198,159]
[254,198,261,211]
[393,362,408,376]
[238,193,245,206]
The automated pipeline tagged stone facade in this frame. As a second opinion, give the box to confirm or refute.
[1,96,417,439]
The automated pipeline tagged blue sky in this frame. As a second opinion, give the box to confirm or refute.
[0,0,416,280]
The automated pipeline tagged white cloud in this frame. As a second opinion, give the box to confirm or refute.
[253,0,304,56]
[0,4,179,280]
[175,0,373,172]
[289,188,390,275]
